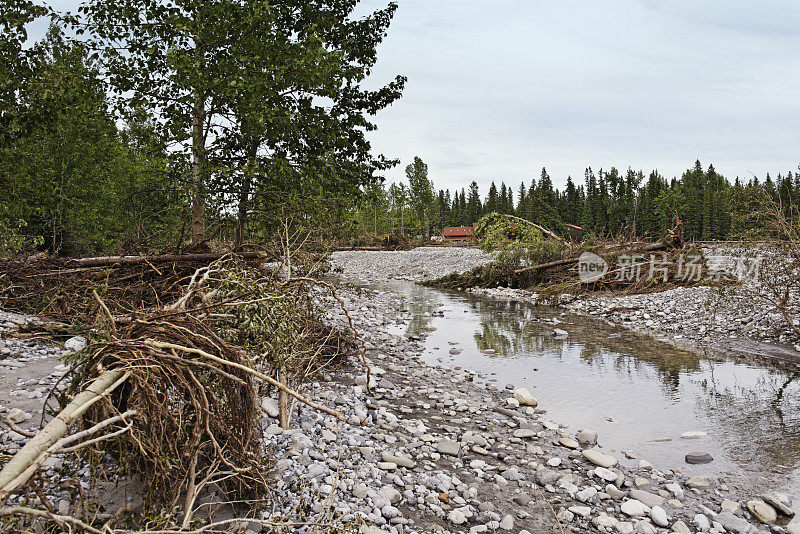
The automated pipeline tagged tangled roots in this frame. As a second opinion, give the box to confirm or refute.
[71,316,270,512]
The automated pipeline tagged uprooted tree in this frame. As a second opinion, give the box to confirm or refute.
[424,212,697,297]
[0,255,370,531]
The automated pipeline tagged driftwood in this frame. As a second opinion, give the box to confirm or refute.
[68,251,267,268]
[513,242,667,274]
[0,369,129,501]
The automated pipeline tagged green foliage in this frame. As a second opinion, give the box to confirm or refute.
[429,161,797,244]
[0,213,39,256]
[0,0,48,144]
[79,0,405,244]
[406,156,434,236]
[0,26,180,255]
[475,212,563,270]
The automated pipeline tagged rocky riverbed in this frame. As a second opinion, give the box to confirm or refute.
[330,247,492,283]
[2,246,798,533]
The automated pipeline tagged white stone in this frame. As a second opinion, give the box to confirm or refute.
[64,336,87,353]
[680,430,708,439]
[633,520,657,534]
[381,452,416,469]
[665,482,684,500]
[260,397,280,418]
[746,500,777,524]
[576,429,598,445]
[513,388,538,407]
[513,428,536,439]
[621,499,650,517]
[592,514,618,529]
[448,509,467,525]
[693,514,711,530]
[378,486,402,505]
[7,408,30,424]
[558,437,579,449]
[437,438,461,456]
[686,475,713,489]
[650,506,669,527]
[594,467,618,482]
[568,505,591,518]
[583,448,617,468]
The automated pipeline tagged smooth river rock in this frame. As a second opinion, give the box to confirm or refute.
[715,511,758,534]
[512,387,538,407]
[381,452,416,469]
[761,494,795,517]
[582,448,617,468]
[558,437,579,449]
[650,505,669,527]
[621,499,650,517]
[685,451,713,464]
[680,430,708,439]
[576,428,598,446]
[686,475,714,489]
[437,438,461,456]
[629,489,665,508]
[746,499,777,524]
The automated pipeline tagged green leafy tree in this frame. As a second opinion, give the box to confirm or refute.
[2,26,174,254]
[80,0,405,246]
[213,1,405,246]
[78,0,239,243]
[0,0,47,145]
[388,182,409,234]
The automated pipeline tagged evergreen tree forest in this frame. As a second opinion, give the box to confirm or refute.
[359,158,800,242]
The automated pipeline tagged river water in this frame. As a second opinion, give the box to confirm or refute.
[371,280,800,508]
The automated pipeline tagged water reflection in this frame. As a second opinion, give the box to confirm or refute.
[381,282,800,502]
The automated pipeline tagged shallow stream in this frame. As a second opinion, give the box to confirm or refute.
[370,280,800,509]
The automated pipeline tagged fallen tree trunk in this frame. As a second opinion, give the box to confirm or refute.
[513,242,667,274]
[68,252,267,268]
[0,368,128,501]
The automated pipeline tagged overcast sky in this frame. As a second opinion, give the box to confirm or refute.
[30,1,800,192]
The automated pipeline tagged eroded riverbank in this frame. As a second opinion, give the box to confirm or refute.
[1,247,798,533]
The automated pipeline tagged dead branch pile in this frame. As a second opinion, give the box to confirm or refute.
[162,256,355,380]
[0,255,362,531]
[0,252,266,323]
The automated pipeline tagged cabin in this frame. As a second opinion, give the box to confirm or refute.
[443,223,478,241]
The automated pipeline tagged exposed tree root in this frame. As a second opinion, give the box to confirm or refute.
[0,255,364,532]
